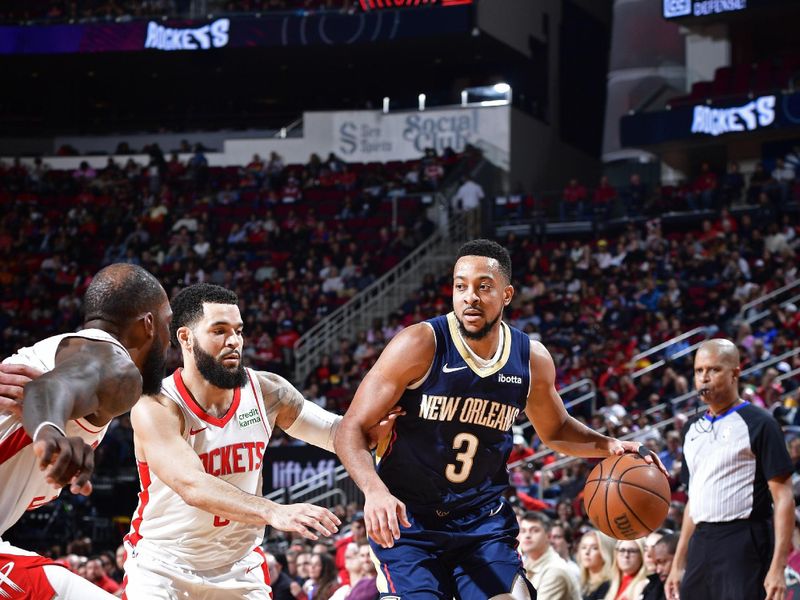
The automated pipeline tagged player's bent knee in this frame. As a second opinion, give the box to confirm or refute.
[488,575,535,600]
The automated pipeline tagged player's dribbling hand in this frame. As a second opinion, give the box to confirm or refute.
[611,439,670,478]
[364,488,411,548]
[33,425,95,496]
[0,364,42,417]
[269,503,341,541]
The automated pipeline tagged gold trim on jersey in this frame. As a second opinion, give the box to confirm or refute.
[446,312,511,378]
[374,424,395,466]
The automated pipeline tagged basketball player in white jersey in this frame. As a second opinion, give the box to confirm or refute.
[125,283,381,599]
[0,263,172,599]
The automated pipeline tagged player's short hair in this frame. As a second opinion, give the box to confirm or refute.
[456,239,512,282]
[521,511,552,532]
[170,283,238,346]
[84,264,164,325]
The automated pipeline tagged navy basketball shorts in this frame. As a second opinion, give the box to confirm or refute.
[370,498,530,599]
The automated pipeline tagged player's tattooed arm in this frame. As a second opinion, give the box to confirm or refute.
[257,371,308,431]
[256,371,400,452]
[256,371,340,452]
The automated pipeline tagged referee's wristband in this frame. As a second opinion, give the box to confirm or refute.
[32,421,67,442]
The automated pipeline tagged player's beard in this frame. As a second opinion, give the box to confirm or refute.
[456,311,501,341]
[141,337,167,395]
[194,344,248,389]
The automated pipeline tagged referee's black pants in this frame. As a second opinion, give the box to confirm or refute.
[681,519,773,600]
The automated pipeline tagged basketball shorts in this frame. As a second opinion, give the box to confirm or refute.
[122,541,271,600]
[370,498,533,599]
[0,539,116,599]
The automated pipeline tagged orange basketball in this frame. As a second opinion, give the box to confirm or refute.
[583,453,670,540]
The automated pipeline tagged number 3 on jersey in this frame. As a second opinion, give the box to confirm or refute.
[445,432,479,483]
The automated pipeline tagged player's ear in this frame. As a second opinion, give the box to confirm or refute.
[140,312,155,340]
[176,326,192,351]
[503,284,514,306]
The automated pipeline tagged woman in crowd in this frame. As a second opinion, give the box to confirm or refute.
[304,552,340,600]
[578,529,615,600]
[604,538,647,600]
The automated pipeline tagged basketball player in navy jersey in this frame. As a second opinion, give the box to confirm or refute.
[335,239,663,599]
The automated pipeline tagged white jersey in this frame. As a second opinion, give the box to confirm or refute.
[0,329,123,536]
[125,367,274,571]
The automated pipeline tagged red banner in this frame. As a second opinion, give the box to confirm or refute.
[359,0,472,11]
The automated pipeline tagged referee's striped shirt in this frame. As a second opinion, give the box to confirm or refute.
[681,401,792,523]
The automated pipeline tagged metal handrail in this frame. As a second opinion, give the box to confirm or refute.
[273,116,303,138]
[565,391,597,412]
[740,279,800,314]
[745,291,800,326]
[533,414,684,498]
[631,338,708,380]
[517,379,596,438]
[649,389,699,416]
[293,197,473,383]
[776,367,800,386]
[741,347,800,378]
[298,489,347,508]
[557,378,596,398]
[631,327,709,364]
[292,243,442,382]
[294,193,447,347]
[521,348,800,497]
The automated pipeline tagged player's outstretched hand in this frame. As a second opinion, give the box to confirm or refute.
[764,564,787,600]
[610,439,670,478]
[269,503,341,541]
[365,407,406,450]
[33,425,95,496]
[0,364,42,417]
[364,488,411,549]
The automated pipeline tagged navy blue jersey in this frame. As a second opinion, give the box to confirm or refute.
[376,312,531,515]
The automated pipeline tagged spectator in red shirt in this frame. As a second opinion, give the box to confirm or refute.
[687,161,717,211]
[84,556,120,594]
[246,153,264,174]
[335,164,357,191]
[714,207,738,235]
[592,175,617,220]
[334,513,367,585]
[508,433,534,464]
[281,176,302,204]
[561,178,587,220]
[274,319,300,359]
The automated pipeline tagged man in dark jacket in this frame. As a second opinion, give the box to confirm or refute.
[641,534,677,600]
[267,552,297,600]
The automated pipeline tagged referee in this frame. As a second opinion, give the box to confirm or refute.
[665,339,794,600]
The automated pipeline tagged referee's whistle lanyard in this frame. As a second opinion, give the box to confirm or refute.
[693,400,749,437]
[704,400,748,423]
